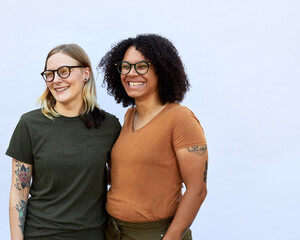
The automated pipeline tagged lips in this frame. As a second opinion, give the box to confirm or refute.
[55,86,69,92]
[128,82,144,86]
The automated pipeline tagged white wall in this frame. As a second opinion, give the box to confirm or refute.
[1,0,299,239]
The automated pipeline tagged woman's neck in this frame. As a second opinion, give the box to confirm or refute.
[54,102,84,117]
[133,99,168,131]
[135,98,164,118]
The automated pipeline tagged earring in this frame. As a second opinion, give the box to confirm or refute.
[84,78,88,82]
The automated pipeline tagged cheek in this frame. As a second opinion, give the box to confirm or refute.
[149,74,159,86]
[69,77,85,88]
[46,82,52,89]
[78,78,85,86]
[120,76,126,87]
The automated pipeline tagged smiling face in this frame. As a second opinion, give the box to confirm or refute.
[46,52,89,113]
[121,46,159,103]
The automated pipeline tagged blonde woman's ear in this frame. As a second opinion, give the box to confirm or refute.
[82,73,88,82]
[84,67,91,81]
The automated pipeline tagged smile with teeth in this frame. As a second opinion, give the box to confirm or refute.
[128,82,144,86]
[55,86,69,92]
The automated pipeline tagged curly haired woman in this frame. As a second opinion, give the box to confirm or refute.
[99,34,208,240]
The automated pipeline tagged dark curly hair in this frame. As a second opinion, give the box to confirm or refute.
[98,34,190,107]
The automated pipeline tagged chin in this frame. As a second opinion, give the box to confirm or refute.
[126,91,144,98]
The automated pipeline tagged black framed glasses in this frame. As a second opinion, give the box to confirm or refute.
[41,65,84,82]
[115,61,151,75]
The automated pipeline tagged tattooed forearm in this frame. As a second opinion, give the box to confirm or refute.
[186,145,207,156]
[14,161,21,190]
[16,200,27,235]
[14,160,30,190]
[203,161,208,183]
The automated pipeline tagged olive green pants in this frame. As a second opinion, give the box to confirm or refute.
[105,216,192,240]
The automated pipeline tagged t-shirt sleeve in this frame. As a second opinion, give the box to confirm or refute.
[172,107,207,151]
[113,117,122,142]
[6,116,33,164]
[107,115,122,161]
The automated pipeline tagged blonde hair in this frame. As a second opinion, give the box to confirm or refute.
[38,43,99,119]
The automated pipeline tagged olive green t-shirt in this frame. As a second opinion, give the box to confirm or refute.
[6,109,121,239]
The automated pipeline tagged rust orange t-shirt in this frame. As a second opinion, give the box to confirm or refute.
[106,103,207,222]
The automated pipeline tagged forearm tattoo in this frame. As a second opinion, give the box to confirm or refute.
[204,161,208,183]
[16,200,27,235]
[14,160,30,190]
[186,145,207,156]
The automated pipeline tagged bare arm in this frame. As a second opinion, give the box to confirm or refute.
[163,145,208,240]
[9,159,32,240]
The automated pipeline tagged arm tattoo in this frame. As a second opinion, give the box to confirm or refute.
[14,160,30,190]
[186,145,207,156]
[16,200,27,235]
[204,160,208,183]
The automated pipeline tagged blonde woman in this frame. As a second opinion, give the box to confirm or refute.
[7,44,121,240]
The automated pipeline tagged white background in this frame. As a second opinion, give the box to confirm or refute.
[1,0,299,239]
